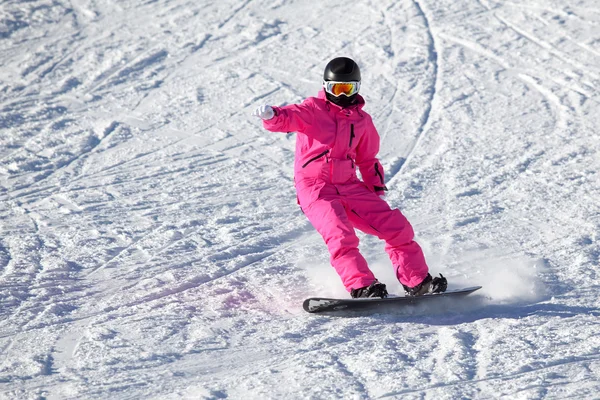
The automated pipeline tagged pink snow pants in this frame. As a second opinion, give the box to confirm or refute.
[301,181,429,291]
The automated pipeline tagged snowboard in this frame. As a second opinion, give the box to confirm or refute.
[303,286,482,313]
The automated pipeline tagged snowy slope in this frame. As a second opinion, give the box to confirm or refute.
[1,0,599,398]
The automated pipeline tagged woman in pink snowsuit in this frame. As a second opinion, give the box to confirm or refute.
[253,57,446,298]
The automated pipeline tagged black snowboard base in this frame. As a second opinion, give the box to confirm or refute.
[303,286,482,313]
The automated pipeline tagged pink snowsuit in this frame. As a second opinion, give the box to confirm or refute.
[263,90,429,291]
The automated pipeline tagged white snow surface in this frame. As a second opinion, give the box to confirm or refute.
[1,0,600,398]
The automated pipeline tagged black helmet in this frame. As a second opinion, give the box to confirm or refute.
[323,57,361,82]
[323,57,361,108]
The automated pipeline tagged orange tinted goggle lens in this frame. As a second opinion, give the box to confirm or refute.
[330,83,356,96]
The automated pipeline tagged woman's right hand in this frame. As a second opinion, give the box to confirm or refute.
[252,105,274,120]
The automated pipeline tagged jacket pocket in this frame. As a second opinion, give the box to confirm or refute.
[351,209,381,234]
[302,149,329,168]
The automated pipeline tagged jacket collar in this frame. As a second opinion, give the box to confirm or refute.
[318,89,365,113]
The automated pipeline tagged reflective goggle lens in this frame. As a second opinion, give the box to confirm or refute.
[331,83,355,96]
[324,81,360,97]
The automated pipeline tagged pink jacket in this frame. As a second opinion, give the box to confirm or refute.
[263,90,387,206]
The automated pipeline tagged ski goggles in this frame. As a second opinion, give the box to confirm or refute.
[323,80,360,97]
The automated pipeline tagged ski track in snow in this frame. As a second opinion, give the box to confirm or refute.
[1,0,600,399]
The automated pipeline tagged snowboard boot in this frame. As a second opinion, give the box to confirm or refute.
[403,273,448,297]
[351,280,389,299]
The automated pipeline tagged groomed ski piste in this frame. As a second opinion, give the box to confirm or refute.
[1,0,599,398]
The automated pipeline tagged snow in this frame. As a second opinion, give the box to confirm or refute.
[1,0,599,398]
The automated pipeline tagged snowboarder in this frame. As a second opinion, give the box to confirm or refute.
[252,57,447,298]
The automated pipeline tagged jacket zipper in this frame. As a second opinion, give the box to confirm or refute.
[347,154,354,168]
[349,124,355,148]
[375,163,384,184]
[302,149,330,168]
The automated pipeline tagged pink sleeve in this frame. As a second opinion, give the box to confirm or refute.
[263,99,314,133]
[355,118,387,193]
